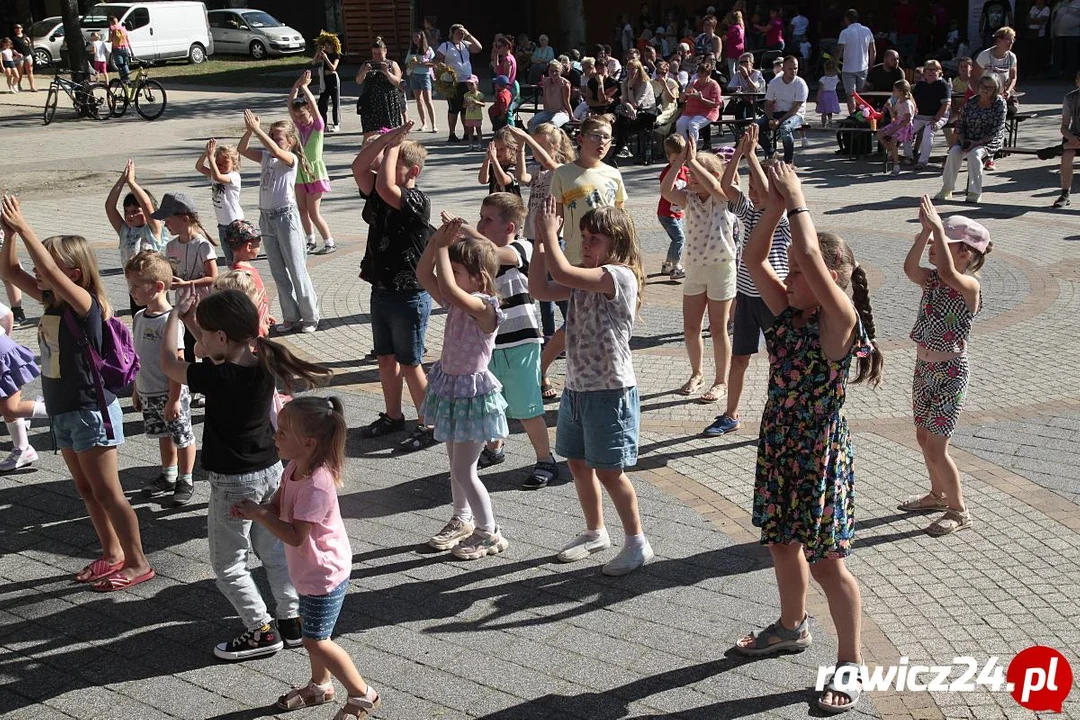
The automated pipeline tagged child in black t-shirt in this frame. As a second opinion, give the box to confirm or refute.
[159,289,331,661]
[351,122,439,452]
[478,127,523,197]
[313,32,342,132]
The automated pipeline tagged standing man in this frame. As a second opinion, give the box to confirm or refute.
[904,59,952,170]
[10,24,35,92]
[434,24,483,144]
[837,9,876,114]
[756,56,808,164]
[1053,70,1080,208]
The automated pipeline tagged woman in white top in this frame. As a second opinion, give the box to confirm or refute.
[975,26,1018,103]
[434,24,483,143]
[529,34,556,84]
[728,52,765,124]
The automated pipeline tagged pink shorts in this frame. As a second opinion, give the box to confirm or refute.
[463,119,482,128]
[296,180,331,195]
[93,61,107,74]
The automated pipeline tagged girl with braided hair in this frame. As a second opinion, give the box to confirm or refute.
[732,162,882,715]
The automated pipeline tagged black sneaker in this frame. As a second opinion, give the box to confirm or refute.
[142,473,176,497]
[522,459,559,490]
[1054,192,1071,209]
[359,412,406,438]
[276,617,303,648]
[447,134,461,143]
[172,478,194,506]
[213,623,284,661]
[10,306,26,327]
[396,425,438,453]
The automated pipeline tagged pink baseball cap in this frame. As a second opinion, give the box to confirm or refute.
[466,74,480,84]
[942,215,990,253]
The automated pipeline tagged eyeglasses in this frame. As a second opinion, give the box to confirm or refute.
[585,132,613,143]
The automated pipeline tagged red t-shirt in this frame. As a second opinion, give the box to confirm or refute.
[490,87,513,121]
[766,18,784,46]
[232,260,269,336]
[658,165,689,219]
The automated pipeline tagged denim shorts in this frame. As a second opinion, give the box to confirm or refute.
[556,386,639,470]
[370,288,431,366]
[53,399,125,452]
[408,73,432,91]
[299,579,349,640]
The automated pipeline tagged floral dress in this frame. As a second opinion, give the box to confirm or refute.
[357,67,404,133]
[752,306,873,563]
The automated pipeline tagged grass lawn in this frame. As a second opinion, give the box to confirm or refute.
[147,55,312,88]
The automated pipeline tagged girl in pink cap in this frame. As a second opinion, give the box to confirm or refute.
[899,196,993,536]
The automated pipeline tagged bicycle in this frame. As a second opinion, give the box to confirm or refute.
[107,59,168,121]
[43,65,112,126]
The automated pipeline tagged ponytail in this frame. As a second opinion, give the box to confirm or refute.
[849,265,884,387]
[254,336,333,393]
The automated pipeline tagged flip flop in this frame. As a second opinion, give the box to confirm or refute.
[698,383,726,404]
[677,375,704,396]
[75,558,124,584]
[91,568,156,593]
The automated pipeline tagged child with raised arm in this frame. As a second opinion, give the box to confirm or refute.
[657,134,690,280]
[351,122,436,452]
[416,219,511,558]
[732,164,883,715]
[105,159,167,315]
[898,197,990,536]
[1,195,154,591]
[288,71,336,254]
[232,397,380,718]
[660,135,738,405]
[238,109,320,334]
[478,126,522,197]
[196,138,244,265]
[126,251,197,506]
[159,289,331,659]
[529,196,651,576]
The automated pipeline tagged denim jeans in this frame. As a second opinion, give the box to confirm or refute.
[757,112,803,163]
[259,205,319,324]
[528,110,570,131]
[217,223,234,266]
[112,47,131,83]
[658,215,685,264]
[207,462,299,630]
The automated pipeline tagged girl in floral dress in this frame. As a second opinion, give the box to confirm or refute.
[732,163,883,716]
[877,80,917,176]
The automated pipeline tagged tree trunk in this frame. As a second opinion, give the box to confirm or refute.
[558,0,585,52]
[59,0,89,82]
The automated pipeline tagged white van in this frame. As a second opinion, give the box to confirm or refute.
[81,2,215,64]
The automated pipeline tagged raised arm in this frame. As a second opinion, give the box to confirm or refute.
[741,183,788,316]
[478,147,493,185]
[508,124,557,172]
[904,222,933,287]
[293,70,318,108]
[244,109,295,167]
[719,136,743,202]
[433,236,498,333]
[105,165,127,235]
[124,160,163,239]
[528,201,571,302]
[488,147,515,190]
[660,145,690,206]
[684,139,728,200]
[1,195,89,314]
[514,135,531,185]
[0,200,42,302]
[537,196,616,296]
[417,220,450,306]
[352,129,394,195]
[375,123,414,209]
[201,138,232,184]
[237,127,261,164]
[919,195,980,311]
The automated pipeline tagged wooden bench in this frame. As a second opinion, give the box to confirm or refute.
[1002,111,1038,157]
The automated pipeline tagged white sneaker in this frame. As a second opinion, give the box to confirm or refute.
[557,528,612,562]
[800,135,808,148]
[660,260,673,275]
[669,265,686,280]
[0,446,38,472]
[299,321,318,334]
[602,540,654,576]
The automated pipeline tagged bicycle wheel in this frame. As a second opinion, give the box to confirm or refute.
[43,86,59,125]
[134,80,167,121]
[87,83,112,121]
[107,79,129,117]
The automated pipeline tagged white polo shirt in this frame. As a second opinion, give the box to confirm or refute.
[765,74,809,117]
[838,22,874,73]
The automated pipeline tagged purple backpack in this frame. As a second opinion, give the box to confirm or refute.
[63,309,140,439]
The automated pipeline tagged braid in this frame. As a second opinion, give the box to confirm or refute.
[849,265,884,387]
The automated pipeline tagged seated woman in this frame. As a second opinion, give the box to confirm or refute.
[651,60,681,136]
[612,59,658,162]
[529,34,556,84]
[676,56,723,146]
[727,52,766,123]
[586,61,620,115]
[936,74,1006,204]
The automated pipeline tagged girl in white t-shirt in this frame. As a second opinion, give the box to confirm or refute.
[90,32,109,82]
[196,138,244,265]
[816,60,841,127]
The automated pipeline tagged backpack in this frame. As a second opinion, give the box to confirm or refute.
[63,309,140,439]
[835,116,874,157]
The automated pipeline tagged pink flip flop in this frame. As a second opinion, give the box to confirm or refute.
[91,569,156,593]
[75,558,124,584]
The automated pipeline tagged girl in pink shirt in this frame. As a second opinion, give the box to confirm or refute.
[232,396,380,719]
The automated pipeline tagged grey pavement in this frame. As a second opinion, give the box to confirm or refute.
[0,81,1078,720]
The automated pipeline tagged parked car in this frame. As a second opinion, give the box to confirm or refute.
[29,16,64,66]
[80,2,214,64]
[206,9,305,59]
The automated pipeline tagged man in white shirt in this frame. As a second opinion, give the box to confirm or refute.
[756,56,809,163]
[837,9,877,113]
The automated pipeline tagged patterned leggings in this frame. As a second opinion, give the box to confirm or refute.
[912,356,969,437]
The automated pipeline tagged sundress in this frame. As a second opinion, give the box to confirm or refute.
[752,306,873,563]
[357,70,404,133]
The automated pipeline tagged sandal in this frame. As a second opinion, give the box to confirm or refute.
[477,446,506,469]
[733,615,812,656]
[677,375,704,396]
[278,682,336,710]
[396,425,438,453]
[926,509,972,536]
[897,492,948,513]
[698,383,726,404]
[75,557,124,583]
[91,568,156,593]
[541,380,559,401]
[816,661,862,714]
[522,459,559,490]
[333,691,381,719]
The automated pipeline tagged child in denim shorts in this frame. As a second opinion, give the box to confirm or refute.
[352,124,437,452]
[529,197,654,577]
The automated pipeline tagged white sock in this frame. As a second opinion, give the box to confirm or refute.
[6,419,28,451]
[625,532,646,550]
[584,527,606,540]
[324,236,335,246]
[306,233,315,244]
[32,399,47,418]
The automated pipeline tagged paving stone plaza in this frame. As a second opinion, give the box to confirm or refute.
[0,83,1078,719]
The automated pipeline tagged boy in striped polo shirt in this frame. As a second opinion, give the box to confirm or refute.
[453,193,560,489]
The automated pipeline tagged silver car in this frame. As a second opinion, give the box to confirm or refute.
[29,16,64,66]
[206,9,305,59]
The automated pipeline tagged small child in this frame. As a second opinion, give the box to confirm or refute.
[0,299,43,472]
[90,32,109,83]
[417,223,511,558]
[478,126,522,197]
[489,74,514,131]
[105,159,167,315]
[196,138,244,265]
[816,60,841,127]
[657,134,689,280]
[462,74,485,149]
[351,122,437,452]
[877,79,916,176]
[899,198,990,537]
[288,71,337,254]
[945,57,973,147]
[232,397,380,718]
[159,289,331,659]
[660,138,738,405]
[126,252,197,506]
[224,220,272,336]
[1,39,18,93]
[530,197,651,575]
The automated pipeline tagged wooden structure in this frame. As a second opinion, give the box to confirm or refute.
[341,0,411,58]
